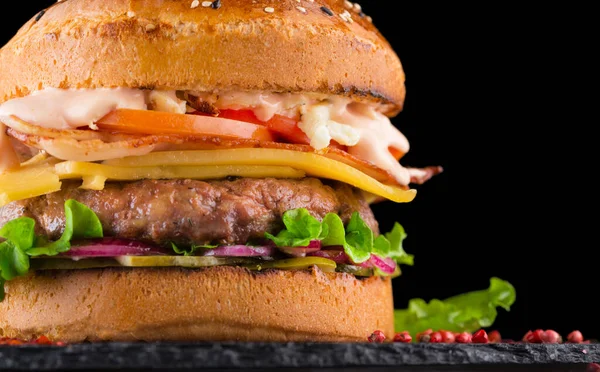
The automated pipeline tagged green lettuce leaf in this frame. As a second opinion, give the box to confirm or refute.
[344,212,374,264]
[265,209,413,267]
[264,208,327,247]
[394,277,516,336]
[0,218,36,283]
[385,223,414,266]
[320,213,371,264]
[0,217,36,251]
[171,242,218,256]
[0,200,104,301]
[0,241,30,281]
[27,200,103,256]
[320,213,346,247]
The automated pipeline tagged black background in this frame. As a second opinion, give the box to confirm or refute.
[0,1,595,342]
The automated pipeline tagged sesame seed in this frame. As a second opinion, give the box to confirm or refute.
[264,7,275,13]
[307,0,314,2]
[201,1,212,7]
[211,0,221,9]
[339,11,353,23]
[35,10,45,22]
[296,6,306,13]
[145,23,156,31]
[295,0,301,2]
[320,6,333,16]
[353,3,362,12]
[127,10,136,18]
[191,0,200,8]
[366,15,372,23]
[344,1,353,9]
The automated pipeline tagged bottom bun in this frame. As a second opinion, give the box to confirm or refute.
[0,266,394,343]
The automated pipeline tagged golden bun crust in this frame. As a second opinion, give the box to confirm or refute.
[0,266,395,342]
[0,0,405,115]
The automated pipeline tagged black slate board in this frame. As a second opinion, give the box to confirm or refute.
[1,342,598,372]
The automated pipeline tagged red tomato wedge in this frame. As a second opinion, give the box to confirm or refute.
[96,109,275,142]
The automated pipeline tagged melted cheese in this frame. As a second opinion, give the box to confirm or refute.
[0,162,61,206]
[102,149,416,203]
[0,149,416,207]
[55,162,306,186]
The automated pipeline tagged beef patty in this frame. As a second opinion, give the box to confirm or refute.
[0,178,378,247]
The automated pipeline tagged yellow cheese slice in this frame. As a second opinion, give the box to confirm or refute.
[0,149,415,205]
[0,164,61,207]
[55,162,306,185]
[102,149,417,203]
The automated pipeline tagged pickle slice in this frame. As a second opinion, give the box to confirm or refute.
[336,264,375,277]
[28,256,338,273]
[246,257,337,273]
[30,258,122,270]
[115,255,252,267]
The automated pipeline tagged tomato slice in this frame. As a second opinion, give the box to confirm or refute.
[206,110,347,150]
[210,109,310,145]
[96,109,275,142]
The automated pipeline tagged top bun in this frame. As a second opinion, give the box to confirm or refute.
[0,0,405,115]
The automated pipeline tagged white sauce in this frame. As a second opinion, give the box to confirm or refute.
[0,88,147,130]
[331,101,411,185]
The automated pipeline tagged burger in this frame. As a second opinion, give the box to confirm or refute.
[0,0,441,342]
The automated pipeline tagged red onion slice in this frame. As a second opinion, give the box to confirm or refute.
[200,245,276,257]
[279,240,322,257]
[365,254,397,275]
[61,238,167,258]
[308,250,350,264]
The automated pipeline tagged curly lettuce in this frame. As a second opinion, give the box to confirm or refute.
[394,277,516,336]
[264,208,414,266]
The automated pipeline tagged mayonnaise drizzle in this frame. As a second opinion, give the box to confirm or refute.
[331,101,411,185]
[0,88,147,130]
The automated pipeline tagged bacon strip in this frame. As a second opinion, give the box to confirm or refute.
[6,118,442,188]
[407,166,444,185]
